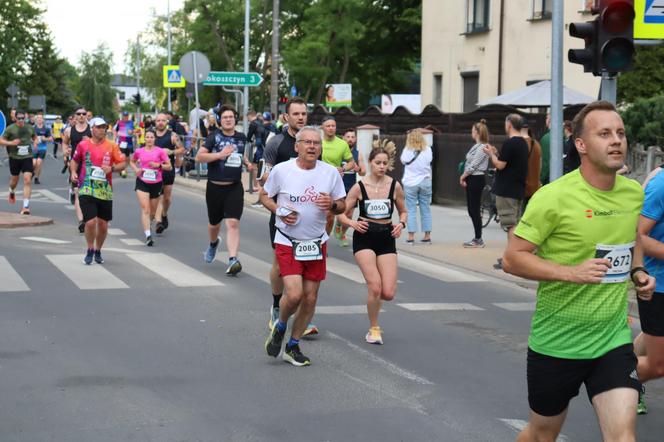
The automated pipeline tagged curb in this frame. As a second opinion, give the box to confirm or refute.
[0,212,53,229]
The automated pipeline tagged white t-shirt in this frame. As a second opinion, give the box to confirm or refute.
[264,159,346,246]
[400,146,433,187]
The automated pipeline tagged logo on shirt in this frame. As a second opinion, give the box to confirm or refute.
[289,185,319,203]
[584,209,622,218]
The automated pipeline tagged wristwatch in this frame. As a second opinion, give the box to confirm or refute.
[331,202,338,212]
[400,221,406,228]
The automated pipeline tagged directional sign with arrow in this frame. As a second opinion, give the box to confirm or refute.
[203,71,264,87]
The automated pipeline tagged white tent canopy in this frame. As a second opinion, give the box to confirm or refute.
[477,80,594,107]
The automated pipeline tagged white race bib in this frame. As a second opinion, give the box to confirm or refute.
[364,199,391,219]
[226,152,242,168]
[119,141,128,149]
[595,242,634,283]
[17,145,30,156]
[90,166,107,182]
[142,169,157,182]
[292,239,323,261]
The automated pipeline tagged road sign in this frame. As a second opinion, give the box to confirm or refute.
[179,51,211,84]
[635,0,664,38]
[163,65,186,88]
[203,71,264,87]
[0,111,6,137]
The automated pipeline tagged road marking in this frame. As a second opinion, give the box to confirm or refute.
[20,236,71,245]
[498,419,568,441]
[65,205,75,210]
[37,189,70,204]
[218,251,271,284]
[107,228,126,236]
[316,305,383,314]
[398,253,484,282]
[126,253,223,287]
[327,331,434,385]
[120,238,145,246]
[0,256,30,292]
[46,254,129,290]
[494,302,536,311]
[326,256,366,283]
[397,302,484,311]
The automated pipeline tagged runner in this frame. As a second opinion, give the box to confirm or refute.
[632,165,664,414]
[113,111,134,178]
[62,106,92,233]
[261,126,346,366]
[321,116,356,235]
[336,128,366,247]
[502,101,655,441]
[0,110,35,215]
[153,113,184,234]
[130,129,171,246]
[70,118,126,265]
[261,97,318,335]
[32,113,52,185]
[52,116,64,159]
[337,147,406,344]
[195,105,253,275]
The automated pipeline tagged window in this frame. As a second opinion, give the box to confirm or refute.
[531,0,553,20]
[119,91,126,100]
[433,74,443,108]
[461,72,479,112]
[466,0,490,34]
[580,0,594,13]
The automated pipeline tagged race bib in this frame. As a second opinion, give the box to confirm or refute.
[226,153,242,168]
[364,199,391,219]
[17,145,29,156]
[120,141,128,149]
[595,242,634,283]
[142,169,157,182]
[292,239,323,261]
[90,166,107,181]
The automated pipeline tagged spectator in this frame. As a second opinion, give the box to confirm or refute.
[521,123,542,209]
[400,129,433,244]
[459,119,490,248]
[540,112,551,185]
[563,120,580,174]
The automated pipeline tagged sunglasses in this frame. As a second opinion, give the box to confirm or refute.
[16,117,26,120]
[76,112,86,116]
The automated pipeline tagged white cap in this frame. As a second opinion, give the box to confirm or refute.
[90,117,107,127]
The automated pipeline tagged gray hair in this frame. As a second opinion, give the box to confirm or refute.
[295,126,322,143]
[505,113,524,131]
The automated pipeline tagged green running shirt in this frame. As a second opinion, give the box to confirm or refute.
[514,169,643,359]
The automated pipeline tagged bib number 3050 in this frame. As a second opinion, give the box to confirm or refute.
[292,239,323,261]
[595,242,634,284]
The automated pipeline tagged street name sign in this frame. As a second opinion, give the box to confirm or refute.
[203,71,264,87]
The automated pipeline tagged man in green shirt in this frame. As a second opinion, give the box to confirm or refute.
[0,110,36,214]
[321,116,355,234]
[539,113,550,185]
[503,101,655,442]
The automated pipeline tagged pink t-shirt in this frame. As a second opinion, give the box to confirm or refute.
[133,147,169,184]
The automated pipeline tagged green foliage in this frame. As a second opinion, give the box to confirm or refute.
[77,44,116,121]
[618,45,664,104]
[621,95,664,146]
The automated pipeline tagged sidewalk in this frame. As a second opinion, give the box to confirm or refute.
[0,211,53,228]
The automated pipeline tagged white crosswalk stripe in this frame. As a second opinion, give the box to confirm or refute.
[0,256,30,292]
[397,303,485,311]
[46,254,129,290]
[493,302,536,311]
[398,253,484,283]
[126,252,224,287]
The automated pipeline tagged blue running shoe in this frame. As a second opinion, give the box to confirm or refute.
[204,238,220,263]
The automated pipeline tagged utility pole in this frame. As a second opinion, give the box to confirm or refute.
[136,34,141,118]
[167,0,172,112]
[243,0,250,133]
[270,0,280,116]
[550,1,564,182]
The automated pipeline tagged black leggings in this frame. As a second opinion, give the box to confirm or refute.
[465,175,484,239]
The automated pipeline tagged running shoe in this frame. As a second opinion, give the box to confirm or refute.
[204,238,220,263]
[84,249,94,265]
[226,258,242,275]
[69,188,75,204]
[120,170,127,178]
[283,344,311,367]
[20,207,30,215]
[162,215,169,229]
[251,200,263,208]
[269,306,280,330]
[638,385,648,415]
[365,326,384,345]
[334,224,342,240]
[420,238,432,244]
[155,222,165,234]
[34,177,40,185]
[265,324,286,357]
[78,220,85,234]
[302,323,319,337]
[8,190,15,205]
[339,235,349,247]
[94,250,104,264]
[145,236,154,247]
[463,238,485,248]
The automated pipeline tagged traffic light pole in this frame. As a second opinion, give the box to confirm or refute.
[550,0,564,182]
[600,73,617,105]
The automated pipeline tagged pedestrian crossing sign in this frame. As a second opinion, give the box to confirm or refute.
[163,65,186,88]
[635,0,664,38]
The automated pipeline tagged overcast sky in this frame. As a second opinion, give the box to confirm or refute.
[43,0,184,73]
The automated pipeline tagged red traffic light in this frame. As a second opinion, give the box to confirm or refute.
[601,1,635,33]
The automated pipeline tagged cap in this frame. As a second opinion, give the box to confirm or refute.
[122,111,129,116]
[262,111,272,121]
[90,117,107,127]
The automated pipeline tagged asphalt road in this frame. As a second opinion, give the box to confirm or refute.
[0,157,662,441]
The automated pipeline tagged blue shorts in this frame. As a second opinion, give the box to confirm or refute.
[33,150,47,159]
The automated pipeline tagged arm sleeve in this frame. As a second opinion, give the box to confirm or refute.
[263,135,281,166]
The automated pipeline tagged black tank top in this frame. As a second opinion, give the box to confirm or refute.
[70,124,91,151]
[357,179,397,220]
[155,129,176,164]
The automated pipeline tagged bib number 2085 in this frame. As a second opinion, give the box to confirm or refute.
[292,240,323,261]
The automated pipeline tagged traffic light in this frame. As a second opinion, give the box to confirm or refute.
[568,20,599,74]
[132,93,141,107]
[596,0,635,73]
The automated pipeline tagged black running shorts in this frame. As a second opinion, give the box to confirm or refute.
[205,181,243,225]
[79,195,113,222]
[637,293,664,336]
[527,344,640,417]
[352,222,397,256]
[9,158,34,176]
[135,178,163,199]
[162,168,175,186]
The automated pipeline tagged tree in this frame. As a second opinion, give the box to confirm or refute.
[618,45,664,104]
[622,95,664,146]
[77,44,116,120]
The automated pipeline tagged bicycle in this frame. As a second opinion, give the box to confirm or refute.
[480,169,500,228]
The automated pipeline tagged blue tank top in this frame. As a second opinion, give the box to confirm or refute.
[342,148,360,190]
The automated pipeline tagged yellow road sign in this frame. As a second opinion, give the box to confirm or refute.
[163,65,186,88]
[635,0,664,39]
